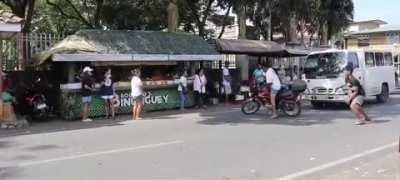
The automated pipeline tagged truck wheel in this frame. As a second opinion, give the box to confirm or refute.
[311,101,324,109]
[376,84,389,103]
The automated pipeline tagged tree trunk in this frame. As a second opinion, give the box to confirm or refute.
[93,0,104,28]
[299,20,306,47]
[288,13,297,43]
[321,21,329,46]
[264,6,272,41]
[218,5,232,39]
[237,6,247,39]
[22,0,36,32]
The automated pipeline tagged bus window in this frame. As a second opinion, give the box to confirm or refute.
[375,52,384,66]
[365,52,375,67]
[348,52,359,68]
[384,52,393,66]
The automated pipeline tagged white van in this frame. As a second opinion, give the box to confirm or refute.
[303,49,395,108]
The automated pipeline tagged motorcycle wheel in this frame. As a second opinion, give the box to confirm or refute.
[241,100,261,115]
[281,101,301,117]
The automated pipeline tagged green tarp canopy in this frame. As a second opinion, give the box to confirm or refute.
[216,39,309,57]
[34,30,222,65]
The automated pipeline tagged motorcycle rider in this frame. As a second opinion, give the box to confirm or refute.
[265,61,281,119]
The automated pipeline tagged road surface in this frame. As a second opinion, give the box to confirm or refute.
[1,96,399,180]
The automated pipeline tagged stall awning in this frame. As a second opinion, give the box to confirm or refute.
[34,30,223,65]
[53,54,222,62]
[216,39,309,57]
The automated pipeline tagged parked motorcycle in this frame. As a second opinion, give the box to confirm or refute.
[241,80,307,117]
[22,78,50,121]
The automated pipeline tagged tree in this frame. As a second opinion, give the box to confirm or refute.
[101,0,168,31]
[0,0,36,32]
[45,0,104,29]
[180,0,217,39]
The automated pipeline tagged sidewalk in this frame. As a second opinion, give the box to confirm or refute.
[0,104,240,138]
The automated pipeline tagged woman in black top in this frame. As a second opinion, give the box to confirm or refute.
[345,64,371,125]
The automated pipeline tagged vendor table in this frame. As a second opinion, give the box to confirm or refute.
[59,81,194,120]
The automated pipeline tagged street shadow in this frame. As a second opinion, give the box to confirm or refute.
[0,141,16,149]
[24,145,60,151]
[197,95,400,126]
[0,108,206,138]
[197,108,338,127]
[12,155,36,161]
[0,118,128,138]
[0,166,24,180]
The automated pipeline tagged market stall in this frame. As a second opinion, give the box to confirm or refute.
[216,39,309,80]
[35,30,222,120]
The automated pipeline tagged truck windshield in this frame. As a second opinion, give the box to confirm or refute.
[304,52,346,79]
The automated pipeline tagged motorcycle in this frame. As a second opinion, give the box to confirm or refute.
[25,93,49,121]
[22,78,50,121]
[241,80,306,117]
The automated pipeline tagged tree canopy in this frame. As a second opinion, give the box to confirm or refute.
[0,0,354,46]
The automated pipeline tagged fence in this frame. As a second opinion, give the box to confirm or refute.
[0,33,65,71]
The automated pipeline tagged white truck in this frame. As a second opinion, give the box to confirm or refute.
[303,49,395,108]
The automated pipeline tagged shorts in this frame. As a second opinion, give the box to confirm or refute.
[132,95,143,102]
[101,95,114,100]
[223,84,232,95]
[271,87,280,96]
[353,95,364,105]
[82,96,92,103]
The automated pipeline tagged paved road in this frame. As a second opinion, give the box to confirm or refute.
[1,96,400,180]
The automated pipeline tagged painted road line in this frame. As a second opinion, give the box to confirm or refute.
[276,141,399,180]
[16,140,183,167]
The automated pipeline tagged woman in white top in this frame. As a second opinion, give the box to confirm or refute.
[193,68,207,109]
[177,71,188,110]
[265,63,281,119]
[131,68,143,120]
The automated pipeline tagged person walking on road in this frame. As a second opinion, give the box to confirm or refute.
[265,62,281,119]
[193,68,207,109]
[345,64,371,125]
[222,62,232,103]
[131,68,144,120]
[177,71,188,110]
[81,66,94,122]
[101,68,115,119]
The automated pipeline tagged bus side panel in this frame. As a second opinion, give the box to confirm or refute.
[358,52,380,96]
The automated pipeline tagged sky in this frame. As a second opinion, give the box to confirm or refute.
[353,0,400,25]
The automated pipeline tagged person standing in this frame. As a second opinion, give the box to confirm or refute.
[177,71,188,110]
[265,62,281,119]
[193,68,207,109]
[222,62,232,103]
[345,64,371,125]
[253,63,266,88]
[131,68,144,120]
[81,66,94,122]
[101,68,115,119]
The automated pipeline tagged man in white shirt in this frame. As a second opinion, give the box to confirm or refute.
[222,62,232,103]
[265,63,281,119]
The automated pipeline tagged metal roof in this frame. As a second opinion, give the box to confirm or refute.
[34,30,222,65]
[350,20,387,25]
[216,39,309,57]
[347,25,400,35]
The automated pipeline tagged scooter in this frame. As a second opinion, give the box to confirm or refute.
[22,78,50,121]
[241,81,306,117]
